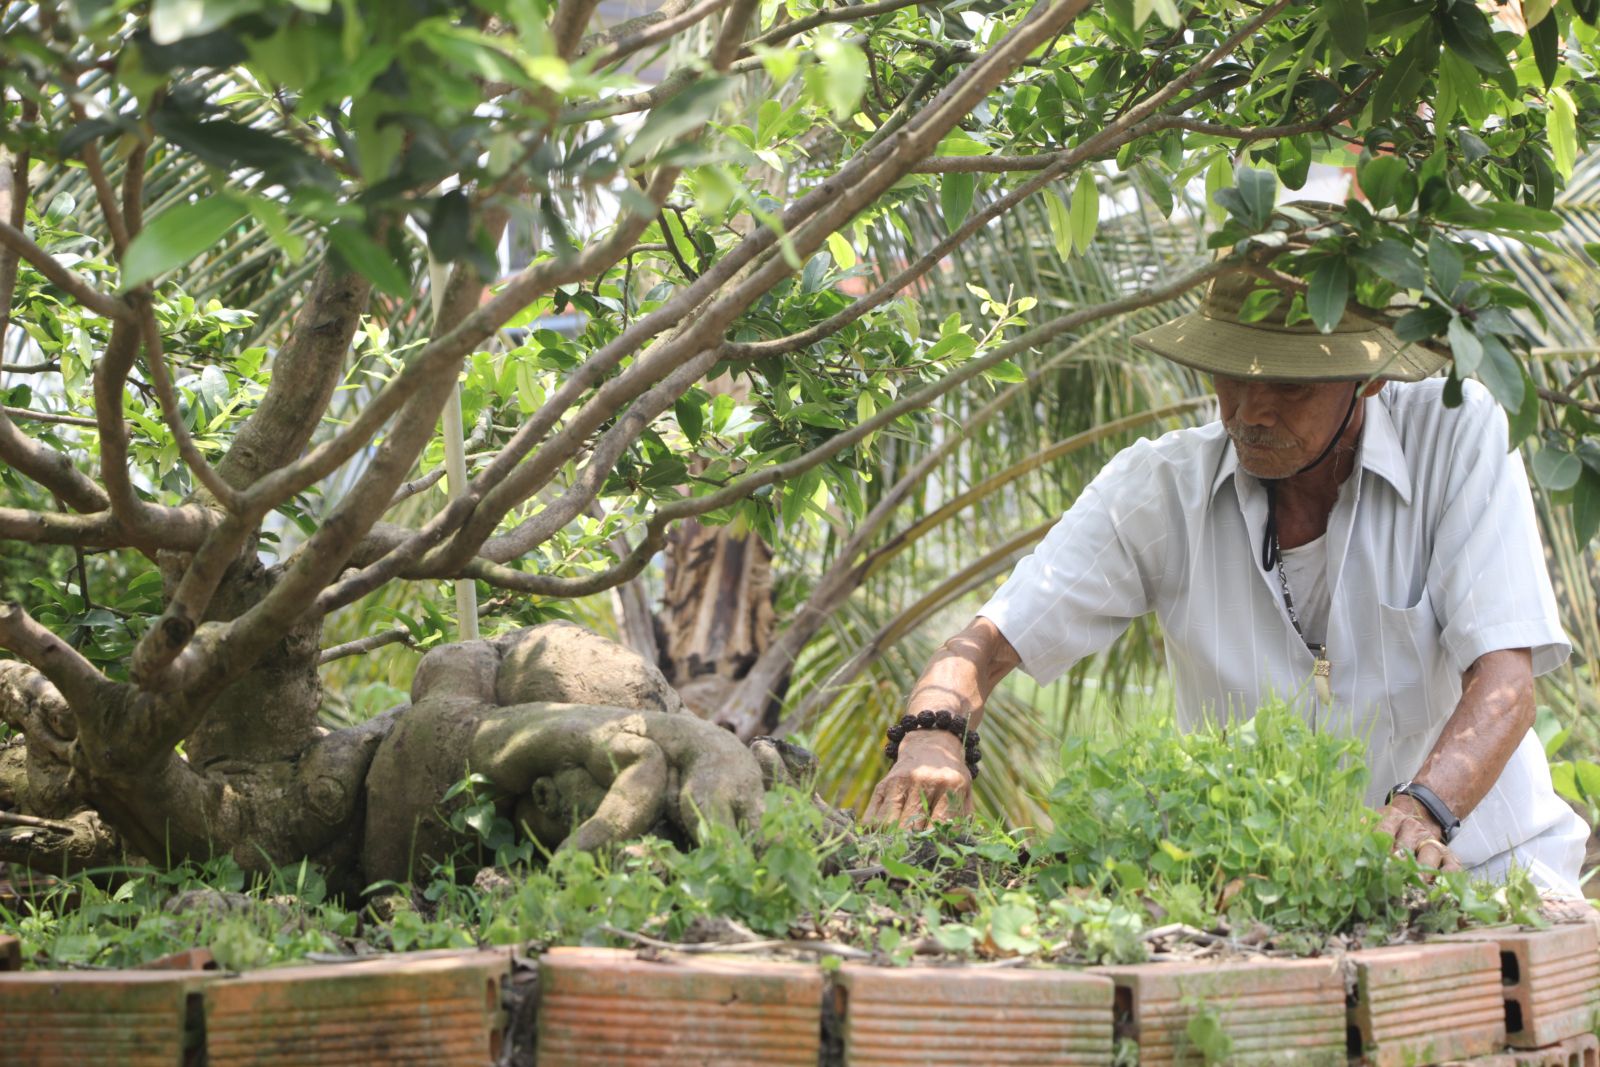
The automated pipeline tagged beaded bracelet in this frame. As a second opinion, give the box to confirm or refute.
[882,709,982,779]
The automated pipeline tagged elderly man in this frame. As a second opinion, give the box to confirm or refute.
[866,246,1589,896]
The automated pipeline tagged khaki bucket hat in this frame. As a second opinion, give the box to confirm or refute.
[1131,224,1450,384]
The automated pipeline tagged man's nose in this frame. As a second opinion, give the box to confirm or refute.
[1235,386,1278,426]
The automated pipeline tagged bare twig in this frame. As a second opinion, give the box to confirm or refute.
[1,407,97,428]
[583,0,731,66]
[0,810,80,834]
[317,628,414,665]
[0,601,111,709]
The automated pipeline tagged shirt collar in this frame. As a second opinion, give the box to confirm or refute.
[1209,387,1414,505]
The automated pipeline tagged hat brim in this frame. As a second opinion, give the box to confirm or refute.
[1130,311,1449,383]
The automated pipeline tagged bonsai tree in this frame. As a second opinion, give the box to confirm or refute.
[0,0,1596,888]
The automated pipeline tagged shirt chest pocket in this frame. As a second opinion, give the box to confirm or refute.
[1373,588,1455,739]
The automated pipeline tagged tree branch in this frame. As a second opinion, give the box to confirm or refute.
[1,407,97,428]
[0,112,34,358]
[583,0,730,67]
[0,408,109,511]
[0,601,111,709]
[0,218,130,323]
[745,0,929,50]
[451,257,1234,597]
[317,627,414,665]
[132,294,244,512]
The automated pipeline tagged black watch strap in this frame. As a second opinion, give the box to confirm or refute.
[1386,780,1462,844]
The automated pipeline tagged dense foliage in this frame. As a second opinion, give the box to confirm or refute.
[5,703,1542,971]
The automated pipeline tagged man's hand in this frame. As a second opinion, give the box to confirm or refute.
[1377,796,1464,873]
[863,730,972,829]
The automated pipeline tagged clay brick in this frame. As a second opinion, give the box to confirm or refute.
[0,969,214,1067]
[536,946,823,1066]
[1435,1057,1517,1067]
[0,933,19,971]
[1089,956,1346,1066]
[834,963,1115,1066]
[138,947,218,971]
[1349,941,1507,1067]
[203,949,511,1066]
[1508,1031,1600,1067]
[1443,924,1600,1048]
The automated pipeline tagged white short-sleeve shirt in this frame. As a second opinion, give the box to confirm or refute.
[978,378,1588,894]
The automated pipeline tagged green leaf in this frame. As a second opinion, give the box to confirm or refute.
[986,360,1027,383]
[623,77,733,164]
[1236,164,1278,228]
[1532,445,1582,491]
[1237,286,1283,323]
[425,190,473,264]
[1357,155,1406,211]
[1371,21,1440,123]
[1447,315,1483,375]
[326,221,410,298]
[1428,233,1463,296]
[240,193,306,262]
[1475,335,1525,413]
[1437,0,1511,77]
[674,394,704,444]
[1070,171,1099,255]
[826,231,856,271]
[1325,0,1369,57]
[1528,9,1559,89]
[1353,239,1425,289]
[811,33,868,120]
[1575,468,1600,546]
[941,172,976,234]
[1506,373,1541,445]
[1045,189,1073,259]
[1307,258,1350,334]
[1548,86,1578,180]
[121,196,248,289]
[150,0,261,45]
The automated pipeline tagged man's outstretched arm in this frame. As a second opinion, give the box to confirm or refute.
[1378,647,1534,871]
[862,616,1021,828]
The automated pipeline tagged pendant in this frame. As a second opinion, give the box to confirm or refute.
[1313,654,1332,707]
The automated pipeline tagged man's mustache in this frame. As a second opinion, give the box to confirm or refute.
[1225,421,1297,449]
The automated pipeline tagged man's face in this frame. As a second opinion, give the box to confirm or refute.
[1212,375,1373,479]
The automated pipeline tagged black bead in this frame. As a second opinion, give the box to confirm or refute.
[916,709,936,729]
[968,749,981,763]
[934,709,952,729]
[886,725,905,742]
[900,713,917,729]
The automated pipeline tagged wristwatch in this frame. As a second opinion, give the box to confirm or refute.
[1386,780,1461,844]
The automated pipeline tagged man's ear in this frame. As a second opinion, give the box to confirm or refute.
[1361,379,1386,398]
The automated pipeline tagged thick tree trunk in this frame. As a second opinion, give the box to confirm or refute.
[655,519,782,726]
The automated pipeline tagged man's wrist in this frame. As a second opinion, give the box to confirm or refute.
[1388,793,1444,838]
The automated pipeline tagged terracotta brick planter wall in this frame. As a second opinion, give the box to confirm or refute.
[1090,956,1348,1066]
[0,969,215,1067]
[202,950,511,1066]
[1444,924,1600,1048]
[833,963,1115,1066]
[1348,941,1507,1066]
[1,922,1597,1065]
[535,947,823,1066]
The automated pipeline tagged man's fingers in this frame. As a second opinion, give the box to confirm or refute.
[1414,839,1448,870]
[863,777,906,826]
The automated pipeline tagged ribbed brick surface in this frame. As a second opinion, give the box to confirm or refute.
[536,947,822,1066]
[835,963,1115,1065]
[1349,941,1506,1067]
[0,969,211,1066]
[1444,923,1600,1048]
[204,950,510,1066]
[1509,1031,1600,1066]
[1090,957,1346,1066]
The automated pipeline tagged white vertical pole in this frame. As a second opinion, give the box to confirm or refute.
[428,256,480,641]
